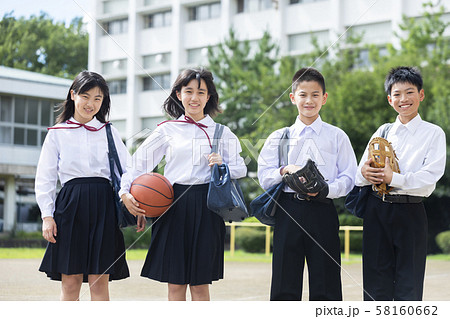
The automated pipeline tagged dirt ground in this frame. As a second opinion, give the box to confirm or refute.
[0,258,449,301]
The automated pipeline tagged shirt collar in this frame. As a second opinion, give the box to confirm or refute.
[392,114,422,135]
[176,114,214,127]
[68,116,103,129]
[198,114,214,126]
[293,115,323,135]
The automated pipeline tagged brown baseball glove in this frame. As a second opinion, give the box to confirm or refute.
[368,137,400,195]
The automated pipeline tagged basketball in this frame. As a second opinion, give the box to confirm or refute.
[130,173,174,217]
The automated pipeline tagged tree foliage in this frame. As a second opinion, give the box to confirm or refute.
[0,12,88,78]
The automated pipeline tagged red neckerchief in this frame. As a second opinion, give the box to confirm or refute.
[48,120,108,131]
[158,115,211,148]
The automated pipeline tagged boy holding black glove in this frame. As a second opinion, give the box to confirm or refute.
[258,67,357,300]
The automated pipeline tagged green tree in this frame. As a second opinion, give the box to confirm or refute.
[0,12,88,78]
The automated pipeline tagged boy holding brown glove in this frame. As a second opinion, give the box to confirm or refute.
[356,66,446,301]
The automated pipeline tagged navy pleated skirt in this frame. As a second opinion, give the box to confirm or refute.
[141,183,225,286]
[39,177,129,282]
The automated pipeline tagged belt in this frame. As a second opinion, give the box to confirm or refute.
[371,191,423,204]
[280,192,332,204]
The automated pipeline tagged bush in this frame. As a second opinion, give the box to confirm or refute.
[11,231,43,239]
[339,212,363,253]
[435,230,450,254]
[339,232,363,253]
[121,225,152,249]
[235,227,271,253]
[338,213,363,226]
[0,231,47,248]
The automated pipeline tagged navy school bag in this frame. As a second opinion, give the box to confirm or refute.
[249,128,289,226]
[344,123,393,218]
[106,123,137,228]
[206,124,249,222]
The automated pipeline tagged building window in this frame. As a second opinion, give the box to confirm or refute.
[0,126,12,144]
[144,11,172,28]
[102,59,127,76]
[103,0,128,14]
[290,0,326,4]
[143,74,171,91]
[288,30,330,53]
[102,19,128,35]
[143,52,171,69]
[0,95,55,146]
[142,116,165,130]
[355,47,388,69]
[110,119,126,135]
[0,96,13,122]
[188,2,221,21]
[237,0,273,13]
[109,79,127,94]
[144,0,159,6]
[186,47,210,65]
[346,21,392,45]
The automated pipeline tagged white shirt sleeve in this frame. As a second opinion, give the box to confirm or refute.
[35,130,59,219]
[220,126,247,179]
[355,128,382,186]
[257,129,285,190]
[390,127,446,191]
[119,127,168,196]
[327,132,357,198]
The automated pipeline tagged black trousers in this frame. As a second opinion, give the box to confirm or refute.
[362,194,427,301]
[270,193,342,301]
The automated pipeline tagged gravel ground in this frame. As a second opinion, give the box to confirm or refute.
[1,258,449,301]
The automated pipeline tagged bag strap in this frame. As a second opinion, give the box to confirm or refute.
[106,123,123,179]
[380,123,393,139]
[211,123,225,154]
[278,127,289,166]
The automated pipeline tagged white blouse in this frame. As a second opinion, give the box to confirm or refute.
[120,115,247,196]
[356,114,446,197]
[35,117,129,219]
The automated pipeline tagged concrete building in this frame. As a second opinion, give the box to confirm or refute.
[0,66,71,232]
[88,0,450,142]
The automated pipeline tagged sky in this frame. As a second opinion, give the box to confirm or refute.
[0,0,92,25]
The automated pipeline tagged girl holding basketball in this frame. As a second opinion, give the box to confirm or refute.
[120,68,247,301]
[35,71,146,301]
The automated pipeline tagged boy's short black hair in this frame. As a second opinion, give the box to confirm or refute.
[292,67,326,93]
[384,66,423,95]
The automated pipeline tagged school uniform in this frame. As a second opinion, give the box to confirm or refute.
[356,114,446,300]
[35,117,130,282]
[258,116,357,300]
[120,115,246,285]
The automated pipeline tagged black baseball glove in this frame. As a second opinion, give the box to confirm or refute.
[282,159,329,200]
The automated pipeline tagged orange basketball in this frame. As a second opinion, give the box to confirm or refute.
[130,173,174,217]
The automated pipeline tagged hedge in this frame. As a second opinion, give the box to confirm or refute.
[435,230,450,254]
[235,227,271,253]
